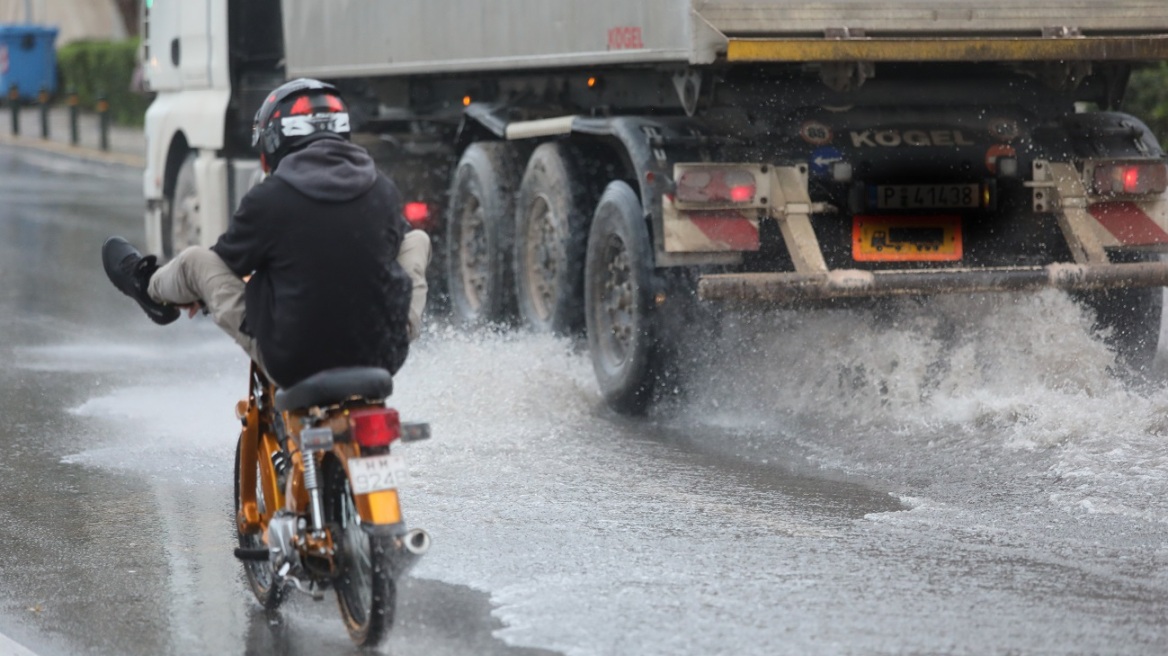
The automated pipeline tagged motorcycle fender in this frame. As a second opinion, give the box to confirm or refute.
[237,403,262,533]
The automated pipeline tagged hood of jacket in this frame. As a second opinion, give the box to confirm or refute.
[273,135,378,203]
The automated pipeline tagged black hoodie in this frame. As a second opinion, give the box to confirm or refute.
[211,135,411,388]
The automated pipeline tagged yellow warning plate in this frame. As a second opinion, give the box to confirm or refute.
[853,215,963,262]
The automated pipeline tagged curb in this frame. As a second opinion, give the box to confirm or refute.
[0,132,145,169]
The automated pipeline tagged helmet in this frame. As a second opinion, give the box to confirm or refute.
[252,78,351,171]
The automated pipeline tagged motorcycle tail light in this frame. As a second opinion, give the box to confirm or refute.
[403,201,430,226]
[1091,162,1168,196]
[676,167,758,204]
[350,408,401,448]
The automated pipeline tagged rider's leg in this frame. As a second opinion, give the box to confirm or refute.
[101,237,180,325]
[398,229,432,341]
[148,246,264,366]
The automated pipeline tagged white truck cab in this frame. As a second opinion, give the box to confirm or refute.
[140,0,269,257]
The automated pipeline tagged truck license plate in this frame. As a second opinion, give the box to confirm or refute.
[872,184,980,209]
[852,215,963,262]
[347,454,408,495]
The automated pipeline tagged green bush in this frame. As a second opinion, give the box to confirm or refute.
[1124,62,1168,145]
[56,38,152,126]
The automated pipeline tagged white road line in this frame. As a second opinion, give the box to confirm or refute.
[0,631,39,656]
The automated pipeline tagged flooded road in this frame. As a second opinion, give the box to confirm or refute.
[1,146,1166,654]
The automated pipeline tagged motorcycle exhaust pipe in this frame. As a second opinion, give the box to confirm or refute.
[404,528,431,555]
[390,528,430,578]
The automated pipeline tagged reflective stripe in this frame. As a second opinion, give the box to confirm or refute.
[727,36,1168,63]
[1089,201,1168,245]
[280,112,350,137]
[689,214,760,251]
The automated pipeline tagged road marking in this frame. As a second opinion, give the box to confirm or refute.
[0,631,38,656]
[0,133,145,169]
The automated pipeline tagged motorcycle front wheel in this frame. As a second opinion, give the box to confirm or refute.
[234,435,285,609]
[323,457,397,647]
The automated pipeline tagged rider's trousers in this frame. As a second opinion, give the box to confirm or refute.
[147,246,265,366]
[145,231,431,365]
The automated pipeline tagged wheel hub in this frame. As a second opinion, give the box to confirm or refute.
[458,199,490,312]
[524,195,563,321]
[598,234,634,365]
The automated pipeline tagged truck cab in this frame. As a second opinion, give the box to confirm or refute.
[140,0,282,257]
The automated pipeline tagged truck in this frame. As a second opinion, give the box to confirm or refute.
[141,0,1168,414]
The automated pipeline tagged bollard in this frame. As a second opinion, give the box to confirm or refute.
[96,94,110,151]
[8,84,19,136]
[38,86,49,139]
[67,89,79,145]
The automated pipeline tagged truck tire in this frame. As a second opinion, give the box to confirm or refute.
[445,142,521,326]
[514,142,595,334]
[162,152,200,259]
[1079,253,1164,374]
[585,181,662,415]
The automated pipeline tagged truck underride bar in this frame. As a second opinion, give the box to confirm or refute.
[726,35,1168,63]
[698,261,1168,303]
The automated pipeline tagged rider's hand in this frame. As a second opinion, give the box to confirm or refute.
[177,302,204,319]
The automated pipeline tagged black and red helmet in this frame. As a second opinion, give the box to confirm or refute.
[252,78,351,170]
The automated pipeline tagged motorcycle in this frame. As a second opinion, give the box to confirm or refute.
[232,362,431,646]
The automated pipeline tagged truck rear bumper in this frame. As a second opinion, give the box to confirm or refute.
[698,261,1168,303]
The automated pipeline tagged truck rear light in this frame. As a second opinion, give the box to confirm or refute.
[1091,162,1168,196]
[350,408,401,448]
[676,168,757,204]
[403,201,430,226]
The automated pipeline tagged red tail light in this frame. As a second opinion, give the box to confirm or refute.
[350,408,401,448]
[1092,162,1168,196]
[403,202,430,226]
[676,168,758,204]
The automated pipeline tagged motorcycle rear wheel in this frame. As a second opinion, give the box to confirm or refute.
[324,457,397,646]
[234,435,285,610]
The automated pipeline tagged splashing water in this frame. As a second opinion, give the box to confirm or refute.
[662,290,1168,522]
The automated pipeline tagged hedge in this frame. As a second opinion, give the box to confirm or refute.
[56,39,152,126]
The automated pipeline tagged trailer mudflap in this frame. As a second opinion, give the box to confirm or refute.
[698,261,1168,304]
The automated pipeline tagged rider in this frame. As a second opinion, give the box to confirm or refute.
[101,78,431,387]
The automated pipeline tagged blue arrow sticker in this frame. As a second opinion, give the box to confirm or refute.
[809,146,843,177]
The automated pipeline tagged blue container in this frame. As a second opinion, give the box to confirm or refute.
[0,25,58,101]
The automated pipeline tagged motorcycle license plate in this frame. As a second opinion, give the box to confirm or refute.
[347,454,408,495]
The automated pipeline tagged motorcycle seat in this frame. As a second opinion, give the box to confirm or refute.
[275,367,394,412]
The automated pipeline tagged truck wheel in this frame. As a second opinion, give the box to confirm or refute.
[162,152,200,259]
[1079,253,1164,374]
[445,142,521,325]
[515,143,595,334]
[585,181,662,415]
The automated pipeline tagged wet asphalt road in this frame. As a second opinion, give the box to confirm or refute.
[3,144,1168,655]
[0,147,559,655]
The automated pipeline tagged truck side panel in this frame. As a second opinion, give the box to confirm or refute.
[282,0,695,78]
[696,0,1168,36]
[282,0,1168,81]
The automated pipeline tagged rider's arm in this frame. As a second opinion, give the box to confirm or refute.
[210,186,273,277]
[397,229,431,341]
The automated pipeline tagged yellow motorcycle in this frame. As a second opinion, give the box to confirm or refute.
[232,362,430,646]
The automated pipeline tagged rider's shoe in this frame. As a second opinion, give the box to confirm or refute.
[101,237,180,325]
